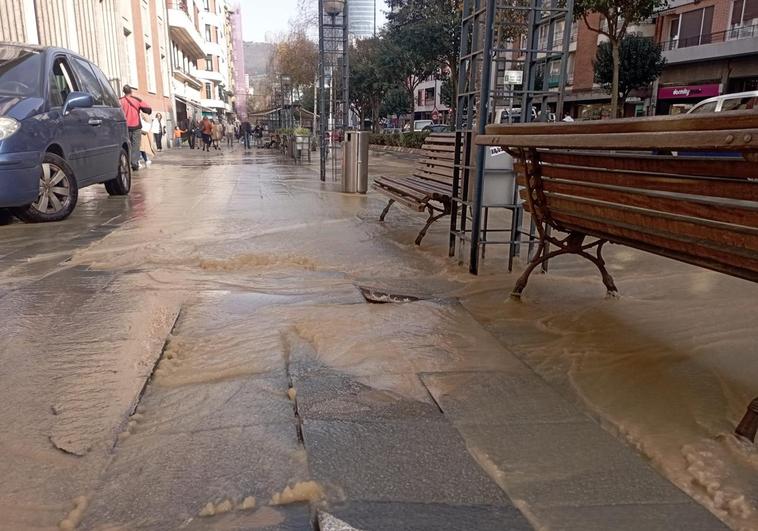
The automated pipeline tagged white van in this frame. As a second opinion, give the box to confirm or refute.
[687,91,758,114]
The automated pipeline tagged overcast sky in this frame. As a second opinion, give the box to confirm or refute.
[239,0,387,42]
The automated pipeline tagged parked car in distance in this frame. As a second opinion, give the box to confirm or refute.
[412,119,433,132]
[0,43,131,222]
[421,124,453,133]
[687,91,758,114]
[382,127,402,135]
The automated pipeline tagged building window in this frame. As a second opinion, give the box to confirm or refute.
[206,54,213,71]
[424,87,435,104]
[206,83,212,99]
[204,0,209,10]
[677,7,714,48]
[146,44,156,93]
[205,24,212,41]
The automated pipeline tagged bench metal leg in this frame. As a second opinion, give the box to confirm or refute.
[736,397,758,442]
[379,199,395,221]
[512,232,618,298]
[415,206,447,246]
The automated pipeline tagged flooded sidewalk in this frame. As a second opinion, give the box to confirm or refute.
[0,146,752,530]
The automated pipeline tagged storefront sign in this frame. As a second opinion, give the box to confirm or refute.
[658,84,720,100]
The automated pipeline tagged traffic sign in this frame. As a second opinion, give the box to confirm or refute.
[504,70,523,85]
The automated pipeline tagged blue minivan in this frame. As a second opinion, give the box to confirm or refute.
[0,43,131,222]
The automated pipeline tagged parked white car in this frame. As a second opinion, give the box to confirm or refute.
[687,91,758,114]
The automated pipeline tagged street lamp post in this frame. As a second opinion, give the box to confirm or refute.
[318,0,349,182]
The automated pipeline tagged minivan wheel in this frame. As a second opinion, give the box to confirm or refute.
[105,148,131,196]
[11,153,78,223]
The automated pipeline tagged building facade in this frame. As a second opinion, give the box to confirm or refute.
[195,0,233,118]
[413,77,450,123]
[229,2,248,119]
[1,0,175,127]
[167,0,206,126]
[348,0,376,39]
[652,0,758,114]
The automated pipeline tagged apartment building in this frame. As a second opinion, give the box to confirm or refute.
[413,78,450,123]
[0,0,173,123]
[229,2,248,119]
[653,0,758,114]
[195,0,233,118]
[167,0,205,125]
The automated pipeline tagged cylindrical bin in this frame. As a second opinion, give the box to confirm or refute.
[342,131,369,193]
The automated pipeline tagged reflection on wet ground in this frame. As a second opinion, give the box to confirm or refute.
[0,146,753,530]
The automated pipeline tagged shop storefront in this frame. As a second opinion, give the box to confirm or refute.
[656,83,721,115]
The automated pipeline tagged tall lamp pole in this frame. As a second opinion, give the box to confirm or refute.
[319,0,348,182]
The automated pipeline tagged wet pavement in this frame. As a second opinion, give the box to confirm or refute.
[0,145,745,529]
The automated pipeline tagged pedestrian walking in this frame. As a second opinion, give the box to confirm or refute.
[151,113,165,151]
[140,112,155,166]
[253,124,262,147]
[211,119,223,150]
[187,119,197,150]
[241,119,252,149]
[119,85,152,171]
[201,116,213,152]
[173,126,186,148]
[226,120,235,148]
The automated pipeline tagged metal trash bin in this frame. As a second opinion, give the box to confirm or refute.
[342,131,369,193]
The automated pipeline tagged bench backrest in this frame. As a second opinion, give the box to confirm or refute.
[478,112,758,282]
[414,133,458,187]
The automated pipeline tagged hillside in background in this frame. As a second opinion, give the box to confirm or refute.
[244,42,275,76]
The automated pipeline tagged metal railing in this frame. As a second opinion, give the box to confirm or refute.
[167,1,190,15]
[662,23,758,51]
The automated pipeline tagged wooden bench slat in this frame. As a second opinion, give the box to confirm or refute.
[478,128,758,151]
[414,164,454,179]
[546,195,758,253]
[378,176,452,201]
[537,151,758,180]
[371,184,427,212]
[556,214,758,282]
[540,179,758,229]
[375,177,430,201]
[522,164,758,203]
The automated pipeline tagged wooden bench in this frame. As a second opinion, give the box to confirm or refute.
[373,133,457,245]
[479,112,758,442]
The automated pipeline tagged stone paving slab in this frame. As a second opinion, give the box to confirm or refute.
[134,376,296,435]
[318,501,532,531]
[532,502,728,531]
[302,419,511,507]
[183,504,313,530]
[81,424,309,530]
[421,371,588,425]
[420,371,728,529]
[292,371,442,423]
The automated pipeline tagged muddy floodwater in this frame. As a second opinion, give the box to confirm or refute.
[0,147,755,530]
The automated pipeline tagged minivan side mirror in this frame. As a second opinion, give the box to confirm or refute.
[62,91,94,115]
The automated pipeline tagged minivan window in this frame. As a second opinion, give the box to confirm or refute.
[49,58,78,108]
[0,48,43,96]
[89,63,119,107]
[71,57,106,106]
[721,96,756,112]
[690,101,717,114]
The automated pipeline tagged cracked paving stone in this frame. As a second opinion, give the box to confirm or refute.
[81,424,309,530]
[302,419,511,507]
[318,501,532,531]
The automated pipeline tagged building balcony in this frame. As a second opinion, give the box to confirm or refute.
[168,2,205,60]
[196,69,224,83]
[200,98,232,112]
[172,67,202,90]
[661,24,758,64]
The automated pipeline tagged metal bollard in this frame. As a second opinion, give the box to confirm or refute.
[735,397,758,442]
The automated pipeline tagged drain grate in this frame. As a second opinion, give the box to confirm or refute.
[358,286,421,304]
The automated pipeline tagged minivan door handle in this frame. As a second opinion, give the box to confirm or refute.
[88,119,102,126]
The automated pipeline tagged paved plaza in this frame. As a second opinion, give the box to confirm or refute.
[0,147,748,530]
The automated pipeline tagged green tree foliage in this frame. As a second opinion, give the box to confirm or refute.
[594,35,665,109]
[574,0,668,117]
[349,37,394,132]
[380,87,413,119]
[383,0,461,113]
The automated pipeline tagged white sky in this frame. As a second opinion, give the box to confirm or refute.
[239,0,387,42]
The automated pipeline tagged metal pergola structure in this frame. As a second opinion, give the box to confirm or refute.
[450,0,574,274]
[318,0,350,182]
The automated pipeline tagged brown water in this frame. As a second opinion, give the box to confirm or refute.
[0,149,755,529]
